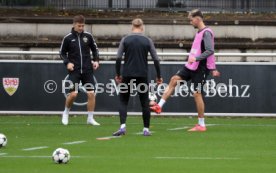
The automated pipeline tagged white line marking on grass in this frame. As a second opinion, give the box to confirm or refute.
[167,126,190,131]
[96,136,121,140]
[154,156,240,160]
[63,141,86,145]
[0,155,83,158]
[22,146,48,151]
[111,122,176,125]
[167,124,216,131]
[134,131,156,135]
[206,124,216,126]
[0,153,7,156]
[207,123,276,127]
[1,155,51,158]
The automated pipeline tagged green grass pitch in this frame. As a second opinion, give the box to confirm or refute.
[0,115,276,173]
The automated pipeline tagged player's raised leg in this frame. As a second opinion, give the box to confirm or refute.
[150,75,182,114]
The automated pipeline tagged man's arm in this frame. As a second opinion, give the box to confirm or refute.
[148,38,161,79]
[196,31,214,61]
[89,35,100,62]
[60,36,70,65]
[115,37,125,77]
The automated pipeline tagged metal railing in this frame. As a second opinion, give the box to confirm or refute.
[0,50,276,58]
[1,0,276,12]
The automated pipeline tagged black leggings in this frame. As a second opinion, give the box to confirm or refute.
[119,77,150,128]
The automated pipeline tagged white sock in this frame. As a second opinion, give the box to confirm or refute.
[158,99,166,108]
[198,118,205,127]
[64,107,70,114]
[88,112,94,119]
[120,124,126,129]
[143,127,149,132]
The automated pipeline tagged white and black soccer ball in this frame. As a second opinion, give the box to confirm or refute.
[149,92,158,106]
[52,148,70,164]
[0,133,7,147]
[149,92,157,101]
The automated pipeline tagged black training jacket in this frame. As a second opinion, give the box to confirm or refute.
[60,28,99,73]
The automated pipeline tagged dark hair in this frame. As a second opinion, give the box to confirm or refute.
[73,15,85,24]
[189,9,203,19]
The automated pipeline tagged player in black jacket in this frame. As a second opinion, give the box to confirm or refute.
[112,18,163,136]
[60,15,100,126]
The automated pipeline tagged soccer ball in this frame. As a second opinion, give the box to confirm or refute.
[0,133,7,147]
[52,148,70,164]
[149,92,157,106]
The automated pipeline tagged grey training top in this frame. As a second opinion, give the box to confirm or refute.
[195,29,215,71]
[196,30,215,61]
[116,33,161,78]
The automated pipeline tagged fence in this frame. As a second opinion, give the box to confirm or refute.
[0,51,275,116]
[1,0,276,12]
[1,51,276,57]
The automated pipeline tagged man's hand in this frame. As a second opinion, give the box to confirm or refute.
[92,61,99,70]
[188,56,196,64]
[115,75,122,84]
[156,77,163,85]
[211,70,221,77]
[67,63,74,71]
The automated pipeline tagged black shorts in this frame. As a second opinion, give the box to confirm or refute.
[175,66,209,92]
[67,71,96,92]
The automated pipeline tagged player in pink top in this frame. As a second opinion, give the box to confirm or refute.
[151,9,220,132]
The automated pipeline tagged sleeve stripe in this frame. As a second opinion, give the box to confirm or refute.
[59,33,72,53]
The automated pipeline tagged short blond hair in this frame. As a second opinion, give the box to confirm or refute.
[132,18,144,28]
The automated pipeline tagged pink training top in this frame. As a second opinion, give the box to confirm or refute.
[185,27,216,71]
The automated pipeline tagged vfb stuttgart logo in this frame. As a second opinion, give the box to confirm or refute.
[3,78,19,96]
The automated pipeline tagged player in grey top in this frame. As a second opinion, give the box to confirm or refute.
[150,9,220,132]
[113,18,163,136]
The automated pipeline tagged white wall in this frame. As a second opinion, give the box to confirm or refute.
[1,23,276,41]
